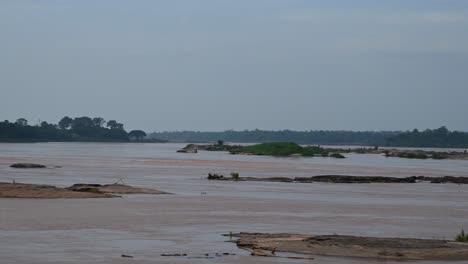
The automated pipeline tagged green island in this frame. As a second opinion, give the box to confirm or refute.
[180,142,345,158]
[179,142,468,160]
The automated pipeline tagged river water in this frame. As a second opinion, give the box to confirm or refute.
[0,143,467,264]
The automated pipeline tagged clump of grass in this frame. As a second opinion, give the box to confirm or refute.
[230,172,240,180]
[431,152,449,160]
[456,229,468,242]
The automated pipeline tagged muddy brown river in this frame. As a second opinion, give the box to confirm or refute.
[0,143,467,264]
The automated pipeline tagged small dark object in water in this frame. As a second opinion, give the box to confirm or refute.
[10,163,46,169]
[161,253,186,257]
[121,254,133,258]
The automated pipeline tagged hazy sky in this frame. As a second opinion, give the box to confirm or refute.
[1,0,468,132]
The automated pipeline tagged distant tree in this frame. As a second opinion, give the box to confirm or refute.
[128,130,147,140]
[15,118,28,127]
[107,120,117,129]
[107,120,124,130]
[92,117,106,127]
[58,116,73,130]
[435,126,449,135]
[217,140,224,145]
[114,123,124,130]
[72,116,94,129]
[40,121,49,128]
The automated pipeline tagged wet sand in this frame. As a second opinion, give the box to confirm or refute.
[0,143,467,264]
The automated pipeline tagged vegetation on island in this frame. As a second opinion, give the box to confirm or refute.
[0,116,151,142]
[456,229,468,242]
[203,142,345,158]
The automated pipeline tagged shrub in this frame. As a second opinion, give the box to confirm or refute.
[432,152,448,159]
[456,229,468,242]
[230,172,240,180]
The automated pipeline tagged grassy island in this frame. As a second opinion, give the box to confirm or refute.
[186,142,345,158]
[239,142,331,157]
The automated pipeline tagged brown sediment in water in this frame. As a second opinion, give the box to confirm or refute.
[0,182,170,198]
[234,232,468,260]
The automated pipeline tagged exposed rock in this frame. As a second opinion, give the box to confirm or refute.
[297,175,417,183]
[235,232,468,260]
[10,163,46,169]
[67,183,171,195]
[207,174,468,184]
[0,182,114,198]
[177,144,198,153]
[429,176,468,184]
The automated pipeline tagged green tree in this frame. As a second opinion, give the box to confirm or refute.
[92,117,106,127]
[72,116,94,129]
[107,120,117,129]
[15,118,28,126]
[58,116,73,130]
[107,120,124,130]
[128,130,147,140]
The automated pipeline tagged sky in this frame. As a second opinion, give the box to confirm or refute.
[1,0,468,132]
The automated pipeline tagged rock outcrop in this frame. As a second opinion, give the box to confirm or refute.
[10,163,46,169]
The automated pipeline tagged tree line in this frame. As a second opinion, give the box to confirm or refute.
[149,127,468,148]
[0,116,147,142]
[386,126,468,148]
[148,129,400,145]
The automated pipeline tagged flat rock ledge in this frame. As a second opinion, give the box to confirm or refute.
[234,232,468,260]
[67,183,172,195]
[0,182,170,199]
[208,174,468,184]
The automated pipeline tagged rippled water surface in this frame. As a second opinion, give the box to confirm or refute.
[0,143,467,264]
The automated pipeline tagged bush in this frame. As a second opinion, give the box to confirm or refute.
[432,152,449,159]
[456,229,468,242]
[230,172,240,180]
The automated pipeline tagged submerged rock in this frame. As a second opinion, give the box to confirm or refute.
[10,163,46,169]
